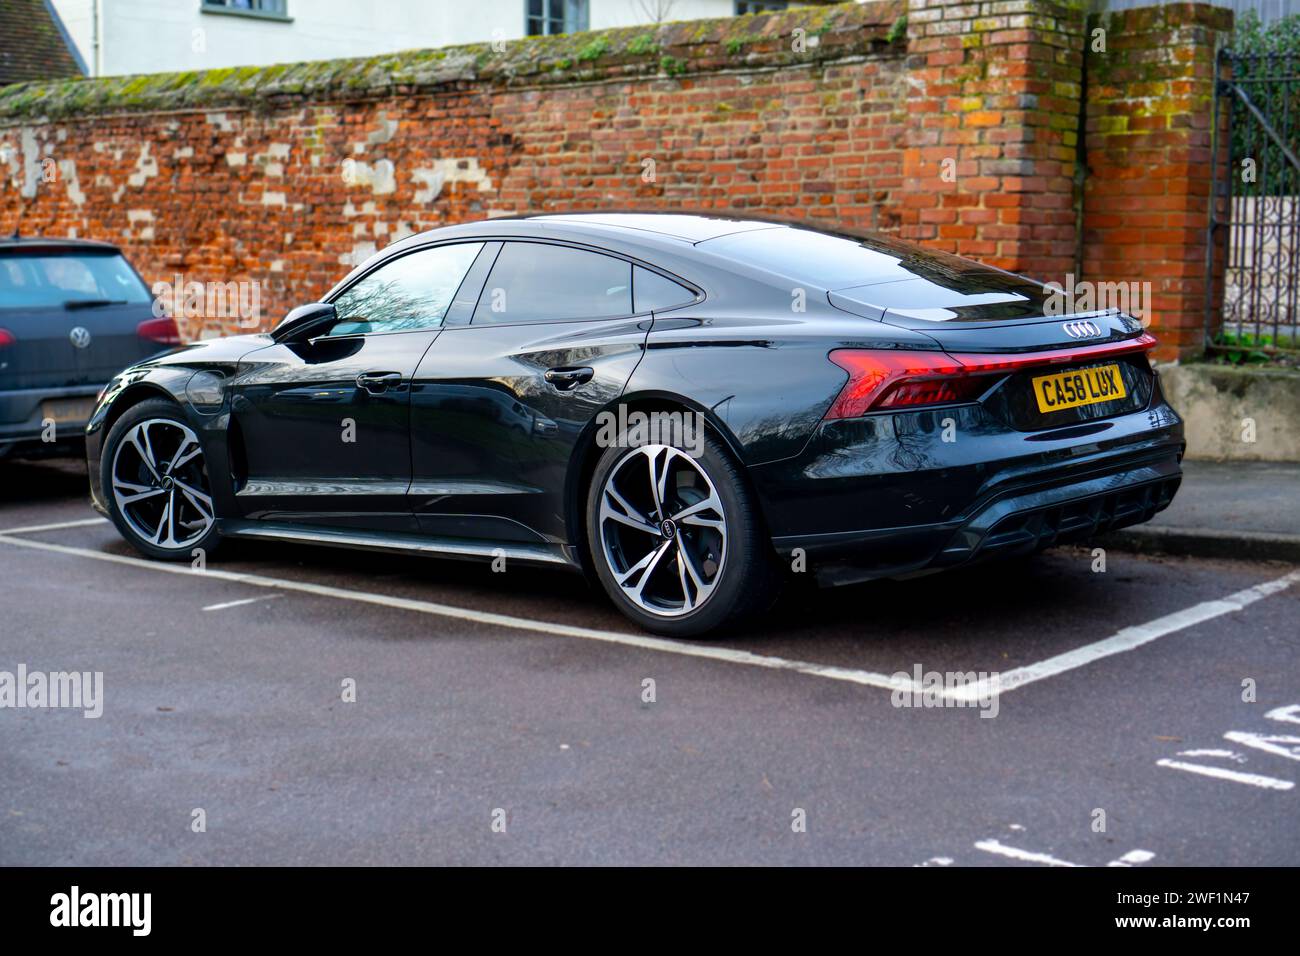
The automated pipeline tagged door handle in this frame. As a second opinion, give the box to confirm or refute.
[356,371,403,394]
[544,366,594,391]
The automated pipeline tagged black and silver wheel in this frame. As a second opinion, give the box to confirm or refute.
[102,398,220,560]
[586,432,777,637]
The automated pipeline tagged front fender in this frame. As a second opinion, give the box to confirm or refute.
[86,349,257,520]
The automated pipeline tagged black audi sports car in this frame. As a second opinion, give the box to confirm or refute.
[1,236,179,460]
[86,213,1183,636]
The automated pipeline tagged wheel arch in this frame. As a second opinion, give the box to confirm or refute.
[563,391,753,579]
[101,383,182,437]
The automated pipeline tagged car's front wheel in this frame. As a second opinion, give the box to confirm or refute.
[586,432,777,637]
[102,398,220,561]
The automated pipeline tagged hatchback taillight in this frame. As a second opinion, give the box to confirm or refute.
[825,333,1157,419]
[826,350,984,418]
[0,328,14,348]
[137,317,181,345]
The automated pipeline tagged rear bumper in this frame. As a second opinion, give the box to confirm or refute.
[755,392,1185,586]
[776,454,1181,587]
[0,384,101,459]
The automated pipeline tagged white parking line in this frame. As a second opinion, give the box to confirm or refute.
[943,569,1300,702]
[973,839,1156,868]
[973,840,1082,867]
[0,530,912,691]
[0,517,109,535]
[0,528,1296,698]
[203,593,284,612]
[1108,849,1156,867]
[1155,759,1295,791]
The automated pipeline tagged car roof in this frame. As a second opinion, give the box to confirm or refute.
[334,212,996,301]
[522,212,783,244]
[0,235,123,255]
[380,211,790,255]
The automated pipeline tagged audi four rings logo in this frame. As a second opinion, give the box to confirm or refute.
[69,326,92,349]
[1062,320,1103,339]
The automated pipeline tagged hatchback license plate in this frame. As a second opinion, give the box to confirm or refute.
[1032,364,1126,414]
[41,397,95,424]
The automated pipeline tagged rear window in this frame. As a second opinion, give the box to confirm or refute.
[701,225,1039,292]
[702,227,912,288]
[0,252,152,309]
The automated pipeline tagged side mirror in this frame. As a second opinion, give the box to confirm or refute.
[271,302,337,343]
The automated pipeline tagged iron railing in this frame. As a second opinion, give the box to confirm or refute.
[1208,49,1300,353]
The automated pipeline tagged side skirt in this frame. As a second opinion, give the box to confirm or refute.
[217,520,580,571]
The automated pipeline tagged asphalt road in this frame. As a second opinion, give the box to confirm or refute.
[2,456,1298,866]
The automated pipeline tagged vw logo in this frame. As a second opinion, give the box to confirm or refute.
[1062,320,1103,339]
[69,326,92,349]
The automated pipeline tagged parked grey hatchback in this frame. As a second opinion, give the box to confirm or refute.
[0,236,178,460]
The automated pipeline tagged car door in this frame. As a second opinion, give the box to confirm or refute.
[229,241,484,532]
[409,241,689,546]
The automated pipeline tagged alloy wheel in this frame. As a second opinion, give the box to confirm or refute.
[110,418,215,550]
[598,444,727,618]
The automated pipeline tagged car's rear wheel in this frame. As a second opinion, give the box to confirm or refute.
[102,398,220,561]
[586,432,777,637]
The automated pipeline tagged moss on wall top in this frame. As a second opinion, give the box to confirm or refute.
[0,1,903,121]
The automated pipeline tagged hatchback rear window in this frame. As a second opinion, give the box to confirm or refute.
[702,225,1037,292]
[0,252,152,309]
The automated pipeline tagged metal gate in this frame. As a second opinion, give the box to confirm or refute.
[1207,48,1300,354]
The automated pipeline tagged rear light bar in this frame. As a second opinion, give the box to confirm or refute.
[137,316,182,346]
[826,333,1157,419]
[0,328,14,348]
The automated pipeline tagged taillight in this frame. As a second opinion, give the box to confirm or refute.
[0,328,14,347]
[826,350,981,418]
[825,333,1158,419]
[137,317,181,345]
[945,333,1157,374]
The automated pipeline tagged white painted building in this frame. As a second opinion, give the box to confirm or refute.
[49,0,827,78]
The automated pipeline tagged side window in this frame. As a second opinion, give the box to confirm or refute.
[633,266,695,313]
[328,242,484,336]
[473,242,631,325]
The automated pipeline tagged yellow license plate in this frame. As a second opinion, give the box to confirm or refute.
[1032,364,1126,414]
[41,397,95,424]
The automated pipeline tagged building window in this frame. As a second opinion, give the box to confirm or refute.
[200,1,291,21]
[526,0,589,36]
[735,1,789,13]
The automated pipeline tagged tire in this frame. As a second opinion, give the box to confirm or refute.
[585,428,778,637]
[101,397,221,562]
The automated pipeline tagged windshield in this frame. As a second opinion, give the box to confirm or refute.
[0,251,153,309]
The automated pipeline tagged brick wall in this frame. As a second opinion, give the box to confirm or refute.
[902,0,1086,278]
[0,1,1232,358]
[1083,3,1234,359]
[0,3,908,338]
